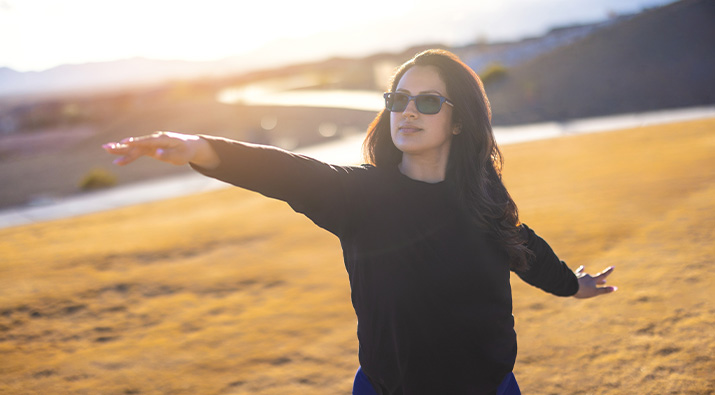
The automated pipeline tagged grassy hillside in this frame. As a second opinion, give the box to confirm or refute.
[1,118,713,394]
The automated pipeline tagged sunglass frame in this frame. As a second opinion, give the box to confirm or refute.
[383,92,454,115]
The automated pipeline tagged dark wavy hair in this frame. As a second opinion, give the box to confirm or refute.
[363,49,532,271]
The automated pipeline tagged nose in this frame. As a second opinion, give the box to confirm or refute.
[402,98,419,118]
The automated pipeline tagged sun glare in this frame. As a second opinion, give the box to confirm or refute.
[0,0,402,71]
[1,0,676,72]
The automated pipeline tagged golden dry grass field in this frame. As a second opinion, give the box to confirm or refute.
[1,118,714,395]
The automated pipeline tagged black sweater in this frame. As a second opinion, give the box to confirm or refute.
[192,137,579,394]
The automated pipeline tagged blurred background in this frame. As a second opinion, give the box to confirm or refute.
[0,0,713,212]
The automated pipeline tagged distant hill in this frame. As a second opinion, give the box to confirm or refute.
[0,58,240,98]
[484,0,715,125]
[0,15,620,99]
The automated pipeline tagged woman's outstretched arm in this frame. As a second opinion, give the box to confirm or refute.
[102,131,220,169]
[514,225,617,299]
[103,131,355,236]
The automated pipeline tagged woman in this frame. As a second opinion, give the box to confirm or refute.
[104,49,616,395]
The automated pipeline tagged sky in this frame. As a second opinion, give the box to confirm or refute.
[0,0,677,72]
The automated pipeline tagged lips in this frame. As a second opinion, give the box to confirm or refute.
[399,124,422,133]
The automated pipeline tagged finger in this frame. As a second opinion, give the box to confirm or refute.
[102,142,130,154]
[112,152,141,166]
[597,285,618,295]
[101,142,132,163]
[113,144,160,165]
[575,265,584,275]
[102,145,143,165]
[594,266,615,280]
[121,134,170,149]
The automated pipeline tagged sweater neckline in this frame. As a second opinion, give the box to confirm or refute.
[390,165,446,187]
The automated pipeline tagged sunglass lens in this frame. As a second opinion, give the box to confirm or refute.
[416,95,441,114]
[387,93,408,112]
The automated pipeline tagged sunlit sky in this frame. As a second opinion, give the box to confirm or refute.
[1,0,676,72]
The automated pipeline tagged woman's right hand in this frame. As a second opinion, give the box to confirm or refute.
[102,131,220,169]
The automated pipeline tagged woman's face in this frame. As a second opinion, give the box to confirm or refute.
[390,65,456,160]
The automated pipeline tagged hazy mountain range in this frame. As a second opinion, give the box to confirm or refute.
[0,13,629,99]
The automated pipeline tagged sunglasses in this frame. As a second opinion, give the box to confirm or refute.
[383,92,454,115]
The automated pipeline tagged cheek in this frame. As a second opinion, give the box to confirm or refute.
[432,116,455,141]
[389,113,400,137]
[389,112,399,129]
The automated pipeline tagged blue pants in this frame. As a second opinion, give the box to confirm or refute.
[352,367,521,394]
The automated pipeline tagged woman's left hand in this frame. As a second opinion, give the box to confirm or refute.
[573,266,617,299]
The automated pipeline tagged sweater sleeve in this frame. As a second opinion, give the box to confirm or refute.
[189,135,353,236]
[513,224,579,296]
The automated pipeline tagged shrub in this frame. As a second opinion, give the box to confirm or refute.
[79,168,118,191]
[480,63,508,84]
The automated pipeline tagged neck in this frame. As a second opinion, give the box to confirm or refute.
[398,153,448,183]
